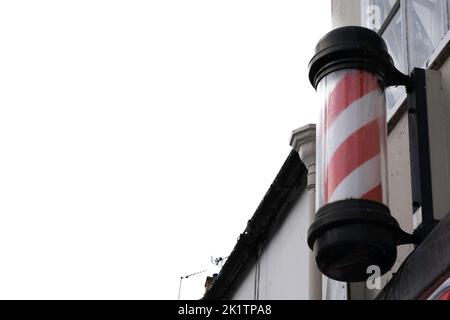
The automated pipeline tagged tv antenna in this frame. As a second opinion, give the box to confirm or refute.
[177,269,207,300]
[211,256,228,267]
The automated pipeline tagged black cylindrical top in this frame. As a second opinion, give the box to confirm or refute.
[308,26,396,89]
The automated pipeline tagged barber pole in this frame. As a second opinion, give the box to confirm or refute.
[307,27,413,282]
[317,69,388,209]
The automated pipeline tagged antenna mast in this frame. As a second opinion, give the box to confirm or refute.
[177,269,207,300]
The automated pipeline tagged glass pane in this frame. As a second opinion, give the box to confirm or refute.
[362,0,397,31]
[382,10,406,110]
[408,0,446,68]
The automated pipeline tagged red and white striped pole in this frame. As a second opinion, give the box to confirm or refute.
[306,27,413,282]
[317,69,388,209]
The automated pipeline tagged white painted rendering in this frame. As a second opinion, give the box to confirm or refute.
[290,124,321,300]
[291,124,316,191]
[331,0,361,28]
[230,262,258,300]
[230,190,314,300]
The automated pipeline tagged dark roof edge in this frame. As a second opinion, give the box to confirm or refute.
[202,149,307,300]
[376,211,450,300]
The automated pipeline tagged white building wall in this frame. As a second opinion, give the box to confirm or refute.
[231,190,314,300]
[365,112,415,299]
[258,191,312,299]
[331,0,361,28]
[230,262,257,300]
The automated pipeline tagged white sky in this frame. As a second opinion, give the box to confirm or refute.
[0,1,331,299]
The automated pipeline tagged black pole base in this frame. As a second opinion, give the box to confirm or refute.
[307,199,401,282]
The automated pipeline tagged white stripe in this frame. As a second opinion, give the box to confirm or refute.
[328,155,381,202]
[326,90,384,162]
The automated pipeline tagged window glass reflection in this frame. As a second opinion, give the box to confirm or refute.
[363,0,397,31]
[408,0,446,68]
[382,10,406,109]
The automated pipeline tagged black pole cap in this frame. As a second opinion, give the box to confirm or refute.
[308,26,410,90]
[307,199,400,282]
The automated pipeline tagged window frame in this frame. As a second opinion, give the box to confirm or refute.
[378,0,401,35]
[362,0,450,123]
[405,0,449,70]
[381,1,408,117]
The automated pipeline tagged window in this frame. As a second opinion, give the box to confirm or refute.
[407,0,447,68]
[381,10,407,110]
[362,0,397,31]
[448,0,450,29]
[361,0,450,118]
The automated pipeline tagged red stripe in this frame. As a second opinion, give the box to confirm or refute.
[438,291,450,300]
[361,184,382,202]
[325,119,381,202]
[325,70,380,128]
